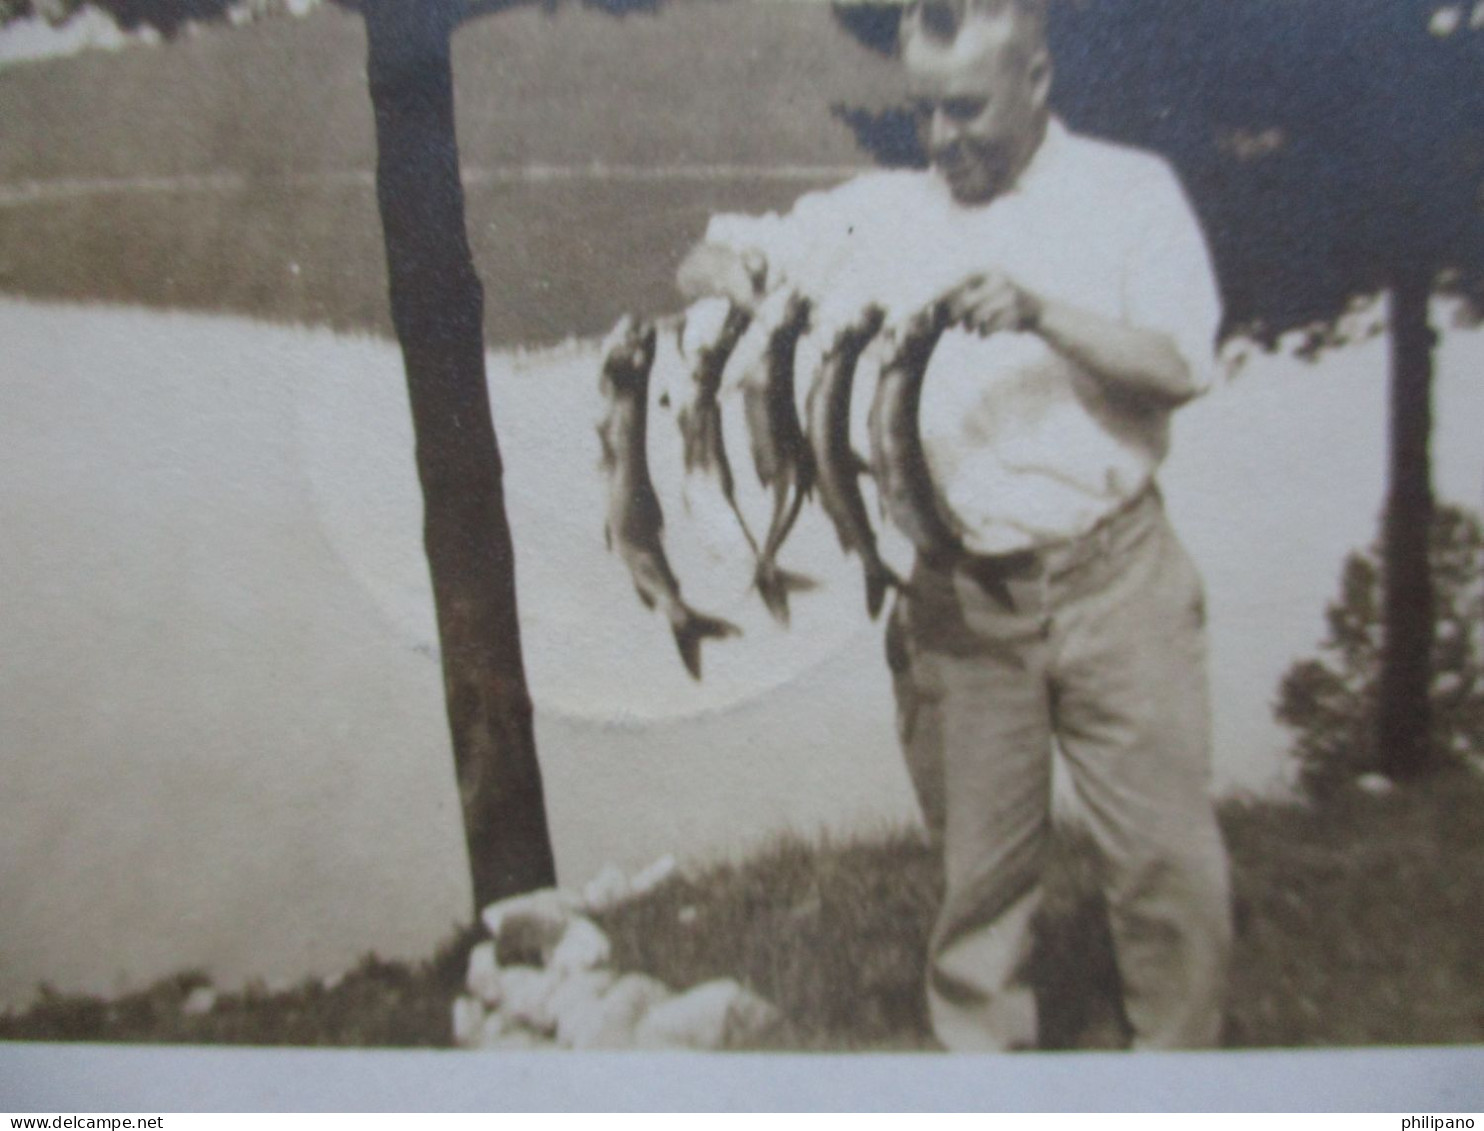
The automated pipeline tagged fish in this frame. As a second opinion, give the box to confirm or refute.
[803,304,903,620]
[740,291,819,625]
[867,297,965,571]
[597,315,741,680]
[675,301,759,557]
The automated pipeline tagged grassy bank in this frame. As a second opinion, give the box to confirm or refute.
[5,769,1482,1050]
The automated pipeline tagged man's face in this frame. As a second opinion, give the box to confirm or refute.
[903,8,1050,205]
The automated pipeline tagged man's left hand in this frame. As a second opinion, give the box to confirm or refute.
[942,272,1044,337]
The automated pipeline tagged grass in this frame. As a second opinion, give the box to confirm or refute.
[5,769,1483,1050]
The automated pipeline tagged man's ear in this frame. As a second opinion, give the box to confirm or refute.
[1027,46,1052,106]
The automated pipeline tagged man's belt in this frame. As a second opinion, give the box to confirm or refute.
[954,484,1162,592]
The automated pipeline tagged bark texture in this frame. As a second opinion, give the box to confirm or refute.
[1378,269,1436,781]
[363,0,557,910]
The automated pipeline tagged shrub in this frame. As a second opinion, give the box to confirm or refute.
[1276,502,1484,799]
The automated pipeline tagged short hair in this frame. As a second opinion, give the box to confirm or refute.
[901,0,1048,52]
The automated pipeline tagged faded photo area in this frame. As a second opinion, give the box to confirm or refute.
[2,0,1484,1063]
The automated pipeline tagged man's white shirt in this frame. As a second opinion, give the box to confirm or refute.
[704,118,1223,555]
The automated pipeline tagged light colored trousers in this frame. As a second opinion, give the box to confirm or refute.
[887,488,1232,1051]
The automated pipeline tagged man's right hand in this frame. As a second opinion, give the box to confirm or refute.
[676,243,768,311]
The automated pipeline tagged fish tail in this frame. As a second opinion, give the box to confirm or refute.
[754,561,820,626]
[672,606,742,680]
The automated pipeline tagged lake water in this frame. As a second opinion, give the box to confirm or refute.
[2,297,1481,1008]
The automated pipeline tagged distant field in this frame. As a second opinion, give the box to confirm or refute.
[0,2,898,343]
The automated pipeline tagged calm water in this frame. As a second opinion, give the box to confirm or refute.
[2,298,1481,1008]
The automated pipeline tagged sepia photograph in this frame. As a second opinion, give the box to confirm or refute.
[2,0,1483,1109]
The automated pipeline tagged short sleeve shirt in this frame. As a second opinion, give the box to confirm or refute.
[704,119,1223,554]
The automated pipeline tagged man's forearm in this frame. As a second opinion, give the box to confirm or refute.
[1033,296,1199,406]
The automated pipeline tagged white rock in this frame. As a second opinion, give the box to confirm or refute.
[677,905,699,926]
[473,1009,549,1050]
[451,995,486,1048]
[582,863,631,912]
[1357,772,1396,796]
[548,917,611,975]
[549,969,620,1045]
[496,965,565,1033]
[480,887,580,935]
[480,889,580,966]
[560,973,672,1050]
[630,854,678,898]
[465,941,502,1006]
[635,979,782,1051]
[476,1025,549,1051]
[549,969,618,1016]
[181,986,217,1017]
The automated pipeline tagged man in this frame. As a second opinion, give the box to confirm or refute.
[678,0,1231,1051]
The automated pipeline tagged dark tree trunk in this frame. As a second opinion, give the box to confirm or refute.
[362,0,557,911]
[1378,267,1436,781]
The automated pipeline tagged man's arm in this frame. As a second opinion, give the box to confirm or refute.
[1033,295,1201,407]
[947,272,1203,407]
[950,160,1221,407]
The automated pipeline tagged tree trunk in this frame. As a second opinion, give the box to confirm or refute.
[1378,267,1436,781]
[362,0,557,911]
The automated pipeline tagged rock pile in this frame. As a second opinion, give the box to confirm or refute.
[451,863,783,1051]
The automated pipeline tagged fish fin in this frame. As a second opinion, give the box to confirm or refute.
[864,559,905,621]
[754,564,820,627]
[672,609,742,680]
[634,583,657,610]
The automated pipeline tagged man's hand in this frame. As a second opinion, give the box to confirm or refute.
[676,243,769,311]
[942,271,1044,336]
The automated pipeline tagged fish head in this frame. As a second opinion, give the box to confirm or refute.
[907,296,956,341]
[782,292,814,334]
[853,303,888,341]
[599,314,658,396]
[677,297,733,363]
[825,304,887,359]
